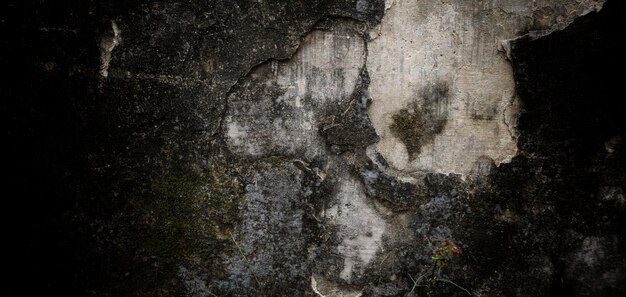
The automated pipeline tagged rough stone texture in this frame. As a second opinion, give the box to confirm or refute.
[219,161,310,296]
[3,0,626,296]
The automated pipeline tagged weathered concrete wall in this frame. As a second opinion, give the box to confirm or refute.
[4,0,626,296]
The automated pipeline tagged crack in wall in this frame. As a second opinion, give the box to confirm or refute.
[219,16,370,152]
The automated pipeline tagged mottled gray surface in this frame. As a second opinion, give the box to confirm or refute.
[220,162,308,295]
[3,0,626,296]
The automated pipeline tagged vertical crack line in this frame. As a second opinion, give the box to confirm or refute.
[502,93,519,143]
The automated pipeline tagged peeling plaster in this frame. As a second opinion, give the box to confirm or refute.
[222,21,388,287]
[219,1,608,290]
[367,0,605,177]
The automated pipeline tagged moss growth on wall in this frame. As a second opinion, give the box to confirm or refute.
[389,80,449,159]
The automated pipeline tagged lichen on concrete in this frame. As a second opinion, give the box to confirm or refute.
[219,160,310,296]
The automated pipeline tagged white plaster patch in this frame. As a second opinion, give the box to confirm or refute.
[226,119,261,156]
[367,0,605,177]
[325,176,386,281]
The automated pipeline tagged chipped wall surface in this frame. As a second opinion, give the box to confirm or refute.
[223,20,389,286]
[6,0,626,296]
[224,23,366,159]
[222,0,611,294]
[367,0,604,176]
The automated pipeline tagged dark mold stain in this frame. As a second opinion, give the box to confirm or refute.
[389,80,450,159]
[321,68,379,154]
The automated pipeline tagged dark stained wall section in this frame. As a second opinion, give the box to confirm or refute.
[2,0,626,296]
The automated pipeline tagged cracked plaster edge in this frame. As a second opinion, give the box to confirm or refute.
[367,0,395,40]
[217,15,385,292]
[219,16,371,157]
[366,0,607,181]
[500,1,606,61]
